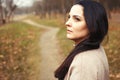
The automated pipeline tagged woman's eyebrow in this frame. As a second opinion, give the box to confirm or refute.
[73,15,82,19]
[68,13,83,19]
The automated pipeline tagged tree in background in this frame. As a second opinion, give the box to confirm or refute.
[32,0,74,22]
[32,0,120,20]
[0,0,5,24]
[0,0,17,24]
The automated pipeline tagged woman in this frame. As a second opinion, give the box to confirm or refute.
[55,0,109,80]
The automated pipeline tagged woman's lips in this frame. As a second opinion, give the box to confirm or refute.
[67,30,72,33]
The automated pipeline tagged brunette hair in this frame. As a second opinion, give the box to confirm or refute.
[55,0,108,80]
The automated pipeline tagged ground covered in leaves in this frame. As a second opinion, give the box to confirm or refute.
[0,22,42,80]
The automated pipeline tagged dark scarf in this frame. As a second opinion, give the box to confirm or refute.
[55,39,99,80]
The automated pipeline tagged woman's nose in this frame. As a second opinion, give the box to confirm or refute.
[65,19,71,27]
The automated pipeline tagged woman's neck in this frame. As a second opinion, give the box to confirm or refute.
[74,36,89,46]
[74,38,86,46]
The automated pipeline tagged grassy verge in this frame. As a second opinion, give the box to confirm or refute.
[27,15,74,56]
[0,21,42,80]
[26,15,64,27]
[104,20,120,80]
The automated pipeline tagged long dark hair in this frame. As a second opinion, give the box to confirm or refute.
[55,0,108,80]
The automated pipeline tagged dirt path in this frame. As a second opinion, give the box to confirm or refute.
[23,20,63,80]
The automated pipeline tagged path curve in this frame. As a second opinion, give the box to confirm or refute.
[23,20,63,80]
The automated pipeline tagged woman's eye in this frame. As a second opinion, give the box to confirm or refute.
[75,17,80,21]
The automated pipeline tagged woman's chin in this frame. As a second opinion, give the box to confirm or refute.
[67,36,74,40]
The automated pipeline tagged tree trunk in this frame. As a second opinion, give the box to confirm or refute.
[0,0,6,24]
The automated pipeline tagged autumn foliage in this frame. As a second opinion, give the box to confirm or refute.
[0,22,41,80]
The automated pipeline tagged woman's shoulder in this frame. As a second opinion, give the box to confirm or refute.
[66,46,109,80]
[72,46,106,66]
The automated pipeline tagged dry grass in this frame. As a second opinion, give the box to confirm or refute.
[0,21,42,80]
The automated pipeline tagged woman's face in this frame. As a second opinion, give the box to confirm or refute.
[65,4,89,44]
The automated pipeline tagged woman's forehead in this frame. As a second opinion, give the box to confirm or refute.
[69,4,84,16]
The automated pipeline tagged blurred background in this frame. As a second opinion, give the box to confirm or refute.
[0,0,120,80]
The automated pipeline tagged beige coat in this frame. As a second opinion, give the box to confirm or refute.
[64,46,109,80]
